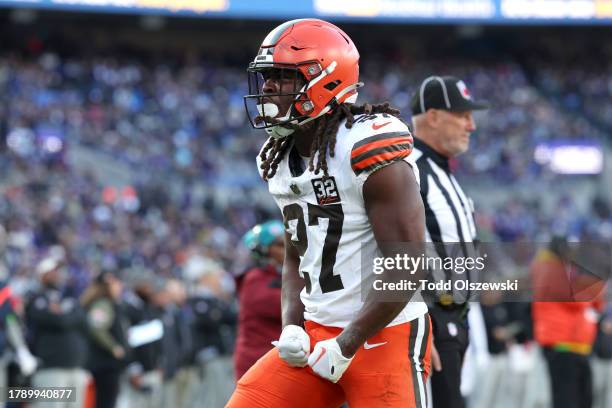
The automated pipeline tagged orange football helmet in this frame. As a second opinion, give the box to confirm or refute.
[244,19,361,138]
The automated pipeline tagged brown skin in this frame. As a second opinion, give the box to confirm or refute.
[262,72,313,155]
[336,162,425,357]
[281,230,306,328]
[266,72,426,358]
[412,109,476,158]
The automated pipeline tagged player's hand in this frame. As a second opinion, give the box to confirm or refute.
[272,324,310,367]
[308,337,354,383]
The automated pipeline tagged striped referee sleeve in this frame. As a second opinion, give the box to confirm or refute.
[350,131,414,177]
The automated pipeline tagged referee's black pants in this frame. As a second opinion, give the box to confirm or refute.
[542,347,592,408]
[429,306,469,408]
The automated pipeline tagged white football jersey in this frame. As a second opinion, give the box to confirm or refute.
[257,113,427,328]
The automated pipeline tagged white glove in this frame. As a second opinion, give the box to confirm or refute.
[15,347,38,376]
[272,325,310,367]
[308,337,353,383]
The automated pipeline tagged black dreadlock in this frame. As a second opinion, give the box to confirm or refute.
[259,102,402,181]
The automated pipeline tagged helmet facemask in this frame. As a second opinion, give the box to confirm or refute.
[245,63,317,139]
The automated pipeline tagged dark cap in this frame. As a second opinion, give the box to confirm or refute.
[411,75,489,115]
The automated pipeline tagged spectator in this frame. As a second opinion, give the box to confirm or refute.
[153,279,182,408]
[234,220,284,380]
[25,255,89,408]
[122,272,164,408]
[185,255,236,408]
[471,290,533,408]
[1,275,38,408]
[162,279,193,408]
[81,271,129,408]
[592,305,612,408]
[531,237,607,408]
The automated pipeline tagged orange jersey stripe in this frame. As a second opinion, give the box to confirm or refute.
[351,136,413,159]
[352,149,411,171]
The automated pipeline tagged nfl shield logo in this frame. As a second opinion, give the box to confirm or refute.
[290,183,301,195]
[456,80,472,100]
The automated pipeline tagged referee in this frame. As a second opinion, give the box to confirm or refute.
[410,75,488,408]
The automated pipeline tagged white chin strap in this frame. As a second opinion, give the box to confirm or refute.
[339,82,362,104]
[265,125,295,139]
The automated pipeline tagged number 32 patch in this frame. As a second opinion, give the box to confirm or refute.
[312,177,341,205]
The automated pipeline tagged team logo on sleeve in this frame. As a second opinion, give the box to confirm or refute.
[312,177,341,205]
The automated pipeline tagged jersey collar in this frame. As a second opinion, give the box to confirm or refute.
[414,138,450,172]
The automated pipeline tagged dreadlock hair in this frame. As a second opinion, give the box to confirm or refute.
[259,102,402,181]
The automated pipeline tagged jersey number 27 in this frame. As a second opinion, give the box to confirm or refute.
[283,203,344,294]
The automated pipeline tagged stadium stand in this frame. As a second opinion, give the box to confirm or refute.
[0,12,610,408]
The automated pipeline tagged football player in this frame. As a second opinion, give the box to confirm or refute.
[228,19,430,408]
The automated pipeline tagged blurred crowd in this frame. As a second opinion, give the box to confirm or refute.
[359,56,607,184]
[0,29,611,408]
[523,35,612,132]
[1,239,239,408]
[0,45,610,260]
[0,47,608,188]
[0,53,263,187]
[0,151,268,296]
[476,194,612,242]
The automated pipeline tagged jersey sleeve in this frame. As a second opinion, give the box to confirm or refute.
[349,115,414,183]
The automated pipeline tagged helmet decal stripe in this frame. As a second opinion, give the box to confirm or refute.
[261,18,310,47]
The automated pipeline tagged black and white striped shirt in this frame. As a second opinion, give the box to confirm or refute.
[413,138,478,304]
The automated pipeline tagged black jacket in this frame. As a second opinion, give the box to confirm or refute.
[159,303,193,379]
[187,293,236,361]
[26,287,88,369]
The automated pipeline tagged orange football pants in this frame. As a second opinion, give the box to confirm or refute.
[226,313,431,408]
